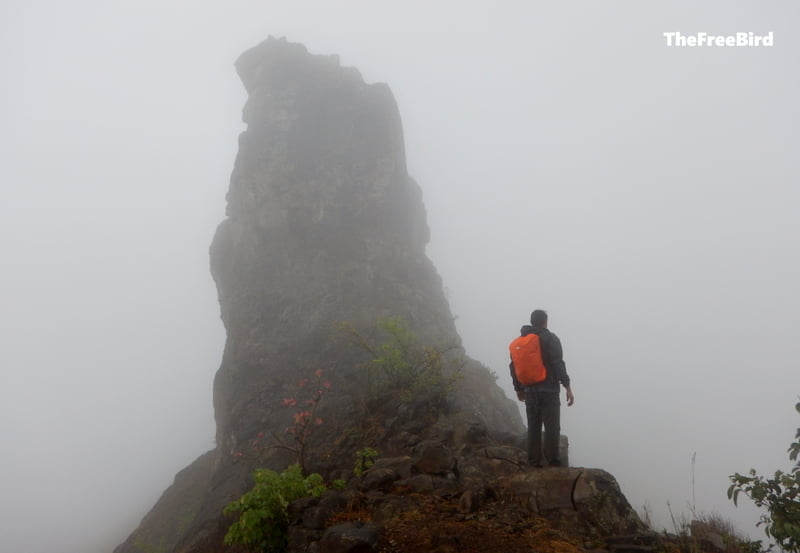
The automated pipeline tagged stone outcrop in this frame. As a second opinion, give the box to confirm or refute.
[502,468,646,536]
[115,37,646,553]
[285,446,647,552]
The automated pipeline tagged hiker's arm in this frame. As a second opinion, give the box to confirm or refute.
[548,334,571,389]
[551,336,574,405]
[565,385,575,406]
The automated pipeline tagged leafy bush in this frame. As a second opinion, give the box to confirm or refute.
[339,316,463,405]
[223,464,326,553]
[354,447,379,477]
[728,402,800,553]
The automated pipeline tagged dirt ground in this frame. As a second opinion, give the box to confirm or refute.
[347,494,586,553]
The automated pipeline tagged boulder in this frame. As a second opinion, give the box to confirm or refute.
[504,468,647,537]
[411,440,456,476]
[318,522,381,553]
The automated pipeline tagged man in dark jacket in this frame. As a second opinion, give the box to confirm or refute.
[510,309,574,467]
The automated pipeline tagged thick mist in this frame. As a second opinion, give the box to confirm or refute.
[1,2,798,552]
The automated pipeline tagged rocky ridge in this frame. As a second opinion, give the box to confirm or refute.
[114,37,649,553]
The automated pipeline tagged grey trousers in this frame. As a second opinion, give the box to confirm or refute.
[524,391,561,466]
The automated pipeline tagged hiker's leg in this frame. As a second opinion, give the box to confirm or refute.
[525,394,543,466]
[542,392,561,466]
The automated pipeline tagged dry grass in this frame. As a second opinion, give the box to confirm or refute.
[644,502,765,553]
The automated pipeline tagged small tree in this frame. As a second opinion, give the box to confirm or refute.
[272,369,330,474]
[728,402,800,553]
[232,369,331,475]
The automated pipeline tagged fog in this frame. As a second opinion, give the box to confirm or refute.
[2,2,798,552]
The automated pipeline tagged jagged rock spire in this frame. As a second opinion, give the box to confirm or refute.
[116,38,525,553]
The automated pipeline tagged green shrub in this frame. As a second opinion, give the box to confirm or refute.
[223,464,326,553]
[339,316,463,405]
[728,402,800,553]
[354,447,379,477]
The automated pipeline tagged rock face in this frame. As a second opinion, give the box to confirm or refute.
[208,37,522,463]
[115,38,645,553]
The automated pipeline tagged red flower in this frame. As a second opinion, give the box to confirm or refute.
[314,369,324,378]
[294,411,311,424]
[323,381,332,389]
[282,398,298,407]
[314,418,323,425]
[298,378,309,388]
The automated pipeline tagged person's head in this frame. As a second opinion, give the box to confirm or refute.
[530,309,548,328]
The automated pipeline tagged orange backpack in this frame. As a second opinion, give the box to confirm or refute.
[509,333,547,385]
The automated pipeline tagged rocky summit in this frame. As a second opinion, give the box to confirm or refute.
[114,37,646,553]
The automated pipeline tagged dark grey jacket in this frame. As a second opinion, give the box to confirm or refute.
[510,325,570,393]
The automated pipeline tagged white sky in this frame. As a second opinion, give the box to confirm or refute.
[1,2,799,552]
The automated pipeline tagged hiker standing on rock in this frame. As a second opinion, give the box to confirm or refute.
[509,309,574,467]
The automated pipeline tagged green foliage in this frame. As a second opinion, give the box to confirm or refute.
[339,316,463,405]
[223,464,326,553]
[737,538,769,553]
[354,447,379,477]
[728,402,800,553]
